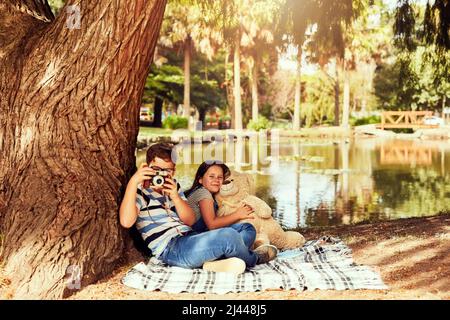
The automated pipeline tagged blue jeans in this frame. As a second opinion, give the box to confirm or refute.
[159,223,258,268]
[191,219,255,250]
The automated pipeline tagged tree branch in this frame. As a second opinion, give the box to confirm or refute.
[2,0,54,22]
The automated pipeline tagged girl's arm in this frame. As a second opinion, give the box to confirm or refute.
[200,199,254,230]
[164,178,196,226]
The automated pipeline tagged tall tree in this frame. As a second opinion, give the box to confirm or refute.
[277,0,317,130]
[203,0,251,130]
[393,0,450,112]
[240,0,281,123]
[307,0,362,127]
[0,0,167,298]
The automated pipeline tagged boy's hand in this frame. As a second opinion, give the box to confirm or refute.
[162,177,180,200]
[129,163,156,187]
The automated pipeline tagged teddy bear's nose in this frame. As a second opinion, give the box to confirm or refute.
[223,179,233,185]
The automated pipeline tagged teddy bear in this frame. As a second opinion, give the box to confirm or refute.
[215,170,305,250]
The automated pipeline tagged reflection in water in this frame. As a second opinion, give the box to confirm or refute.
[136,137,450,229]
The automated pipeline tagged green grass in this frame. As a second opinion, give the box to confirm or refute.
[138,127,174,137]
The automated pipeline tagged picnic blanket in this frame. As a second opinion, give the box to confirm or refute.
[122,236,388,294]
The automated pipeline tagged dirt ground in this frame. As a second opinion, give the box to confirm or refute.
[1,214,449,300]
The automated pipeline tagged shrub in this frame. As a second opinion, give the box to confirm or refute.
[247,116,272,131]
[350,115,381,126]
[219,114,231,122]
[162,115,188,129]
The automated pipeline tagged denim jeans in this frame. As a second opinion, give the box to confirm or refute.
[159,223,258,268]
[191,219,255,250]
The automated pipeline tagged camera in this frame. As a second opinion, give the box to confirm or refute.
[143,170,171,189]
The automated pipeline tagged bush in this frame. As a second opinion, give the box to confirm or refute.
[247,116,272,131]
[162,115,188,129]
[219,114,231,122]
[350,115,381,126]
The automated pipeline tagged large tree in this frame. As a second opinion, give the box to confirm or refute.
[0,0,167,298]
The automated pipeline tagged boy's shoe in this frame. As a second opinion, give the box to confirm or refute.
[203,257,246,274]
[254,244,278,264]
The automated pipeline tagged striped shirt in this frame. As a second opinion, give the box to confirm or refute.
[135,185,192,258]
[186,186,215,222]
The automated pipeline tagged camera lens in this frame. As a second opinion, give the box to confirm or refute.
[153,175,164,186]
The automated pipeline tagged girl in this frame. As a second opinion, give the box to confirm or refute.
[185,161,278,266]
[185,161,255,233]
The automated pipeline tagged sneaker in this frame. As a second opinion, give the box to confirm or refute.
[203,257,246,274]
[254,244,278,264]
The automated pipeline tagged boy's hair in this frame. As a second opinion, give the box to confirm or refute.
[146,142,176,164]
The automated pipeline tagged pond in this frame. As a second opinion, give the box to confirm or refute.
[136,135,450,230]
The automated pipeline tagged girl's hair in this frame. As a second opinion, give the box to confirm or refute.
[184,161,231,197]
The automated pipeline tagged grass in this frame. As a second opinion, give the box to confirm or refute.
[138,127,174,137]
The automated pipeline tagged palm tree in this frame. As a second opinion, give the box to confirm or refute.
[240,0,281,123]
[159,2,222,126]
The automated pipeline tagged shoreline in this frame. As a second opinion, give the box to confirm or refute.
[137,126,450,147]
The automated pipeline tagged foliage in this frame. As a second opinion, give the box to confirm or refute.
[143,63,184,104]
[349,115,381,126]
[48,0,65,14]
[219,114,231,121]
[373,46,450,112]
[247,115,272,131]
[394,0,450,51]
[162,115,189,129]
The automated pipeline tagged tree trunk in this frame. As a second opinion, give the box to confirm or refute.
[0,0,167,299]
[233,34,243,130]
[342,67,350,128]
[198,108,207,124]
[251,53,259,122]
[224,48,235,128]
[334,58,340,127]
[183,35,191,121]
[293,49,302,131]
[152,96,164,127]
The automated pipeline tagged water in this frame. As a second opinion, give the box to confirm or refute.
[136,136,450,229]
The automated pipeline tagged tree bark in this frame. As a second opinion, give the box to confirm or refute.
[0,0,167,299]
[233,33,243,130]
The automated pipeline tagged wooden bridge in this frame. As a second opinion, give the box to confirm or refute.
[376,111,439,130]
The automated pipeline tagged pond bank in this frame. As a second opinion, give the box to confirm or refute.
[137,126,450,148]
[61,214,448,300]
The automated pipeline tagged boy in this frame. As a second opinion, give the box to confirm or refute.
[119,142,277,274]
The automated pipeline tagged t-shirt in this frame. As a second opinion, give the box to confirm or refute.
[186,186,215,222]
[135,185,192,258]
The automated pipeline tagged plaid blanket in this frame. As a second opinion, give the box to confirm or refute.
[122,236,388,294]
